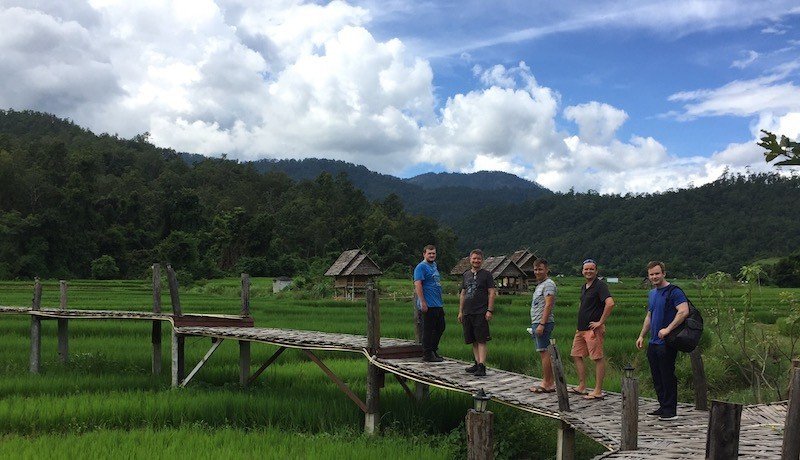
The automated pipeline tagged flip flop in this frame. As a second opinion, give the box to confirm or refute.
[569,387,588,395]
[583,393,605,400]
[529,385,556,393]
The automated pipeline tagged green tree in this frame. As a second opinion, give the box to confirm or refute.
[91,255,120,279]
[759,130,800,166]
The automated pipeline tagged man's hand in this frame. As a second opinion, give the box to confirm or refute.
[420,303,429,313]
[658,328,670,339]
[536,324,544,336]
[588,321,604,330]
[636,336,644,349]
[458,311,464,323]
[485,311,493,321]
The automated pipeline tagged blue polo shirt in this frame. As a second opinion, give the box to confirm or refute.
[648,284,688,345]
[413,261,443,309]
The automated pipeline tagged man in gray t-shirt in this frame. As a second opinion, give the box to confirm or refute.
[529,258,557,393]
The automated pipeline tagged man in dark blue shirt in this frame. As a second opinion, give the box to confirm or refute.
[414,245,445,362]
[636,261,689,421]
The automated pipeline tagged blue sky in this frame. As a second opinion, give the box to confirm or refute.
[1,0,799,193]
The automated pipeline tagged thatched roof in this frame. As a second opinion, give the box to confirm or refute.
[324,249,383,277]
[510,249,537,274]
[450,255,525,279]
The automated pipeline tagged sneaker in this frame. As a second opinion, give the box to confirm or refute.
[433,351,445,361]
[423,352,444,363]
[473,363,486,377]
[658,413,678,421]
[465,362,479,374]
[647,408,664,416]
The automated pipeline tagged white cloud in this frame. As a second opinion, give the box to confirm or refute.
[2,0,795,196]
[563,101,628,145]
[668,70,800,119]
[731,50,759,69]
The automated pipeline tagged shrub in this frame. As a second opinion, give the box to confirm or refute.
[91,255,120,280]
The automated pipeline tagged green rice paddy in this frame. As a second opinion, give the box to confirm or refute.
[0,276,796,459]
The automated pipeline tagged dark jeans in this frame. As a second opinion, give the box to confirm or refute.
[422,308,446,353]
[647,343,679,414]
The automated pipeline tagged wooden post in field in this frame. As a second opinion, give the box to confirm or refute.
[705,400,742,459]
[782,363,800,459]
[57,280,69,364]
[239,273,251,386]
[29,277,42,374]
[166,264,182,316]
[788,359,800,401]
[690,349,708,411]
[620,364,639,451]
[166,264,184,387]
[152,263,162,375]
[466,409,494,460]
[412,292,429,401]
[548,340,570,412]
[365,282,382,434]
[548,339,574,460]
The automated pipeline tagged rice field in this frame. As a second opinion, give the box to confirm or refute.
[0,276,796,459]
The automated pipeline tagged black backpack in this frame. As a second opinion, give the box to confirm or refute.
[663,285,704,352]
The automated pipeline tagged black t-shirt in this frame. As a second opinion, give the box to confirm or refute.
[461,269,495,315]
[577,279,612,331]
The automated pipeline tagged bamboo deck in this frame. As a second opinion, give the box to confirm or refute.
[0,307,790,458]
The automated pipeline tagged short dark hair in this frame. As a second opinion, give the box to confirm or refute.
[423,244,436,252]
[647,261,665,272]
[582,258,597,267]
[533,258,548,267]
[470,249,484,258]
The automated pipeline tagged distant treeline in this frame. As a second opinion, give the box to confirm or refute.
[455,173,800,279]
[0,110,457,280]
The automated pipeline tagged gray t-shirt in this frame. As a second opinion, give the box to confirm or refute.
[530,278,556,324]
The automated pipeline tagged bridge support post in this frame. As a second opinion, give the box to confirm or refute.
[57,280,69,364]
[782,362,800,460]
[365,282,381,434]
[466,409,494,460]
[166,265,184,387]
[691,349,708,411]
[171,330,185,388]
[620,364,638,451]
[29,277,42,374]
[239,273,251,386]
[152,264,162,375]
[557,421,575,460]
[705,400,742,459]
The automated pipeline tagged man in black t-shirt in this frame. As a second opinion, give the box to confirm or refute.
[458,249,496,377]
[570,259,615,400]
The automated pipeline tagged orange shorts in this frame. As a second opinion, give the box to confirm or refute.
[570,326,605,360]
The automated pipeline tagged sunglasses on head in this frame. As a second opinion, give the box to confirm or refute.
[582,259,596,266]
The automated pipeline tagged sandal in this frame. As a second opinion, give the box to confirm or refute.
[582,393,605,400]
[569,387,588,395]
[529,385,556,393]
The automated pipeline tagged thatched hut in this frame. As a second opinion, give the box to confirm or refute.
[450,254,527,294]
[324,249,382,300]
[510,249,537,278]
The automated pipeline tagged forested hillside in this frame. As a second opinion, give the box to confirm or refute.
[252,158,551,223]
[0,110,457,280]
[454,174,800,277]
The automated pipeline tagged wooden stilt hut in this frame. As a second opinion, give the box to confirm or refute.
[325,249,383,300]
[450,254,527,295]
[510,249,537,290]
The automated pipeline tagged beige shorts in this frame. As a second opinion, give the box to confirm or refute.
[570,326,605,360]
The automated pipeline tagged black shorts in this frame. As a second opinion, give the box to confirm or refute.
[463,313,491,344]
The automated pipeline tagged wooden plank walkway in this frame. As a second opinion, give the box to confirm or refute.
[0,307,790,458]
[176,325,788,459]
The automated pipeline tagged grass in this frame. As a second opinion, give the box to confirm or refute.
[0,275,797,459]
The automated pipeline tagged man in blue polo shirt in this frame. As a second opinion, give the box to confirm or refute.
[636,260,689,421]
[414,244,445,363]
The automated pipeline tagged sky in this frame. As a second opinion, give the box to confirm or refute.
[1,0,799,194]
